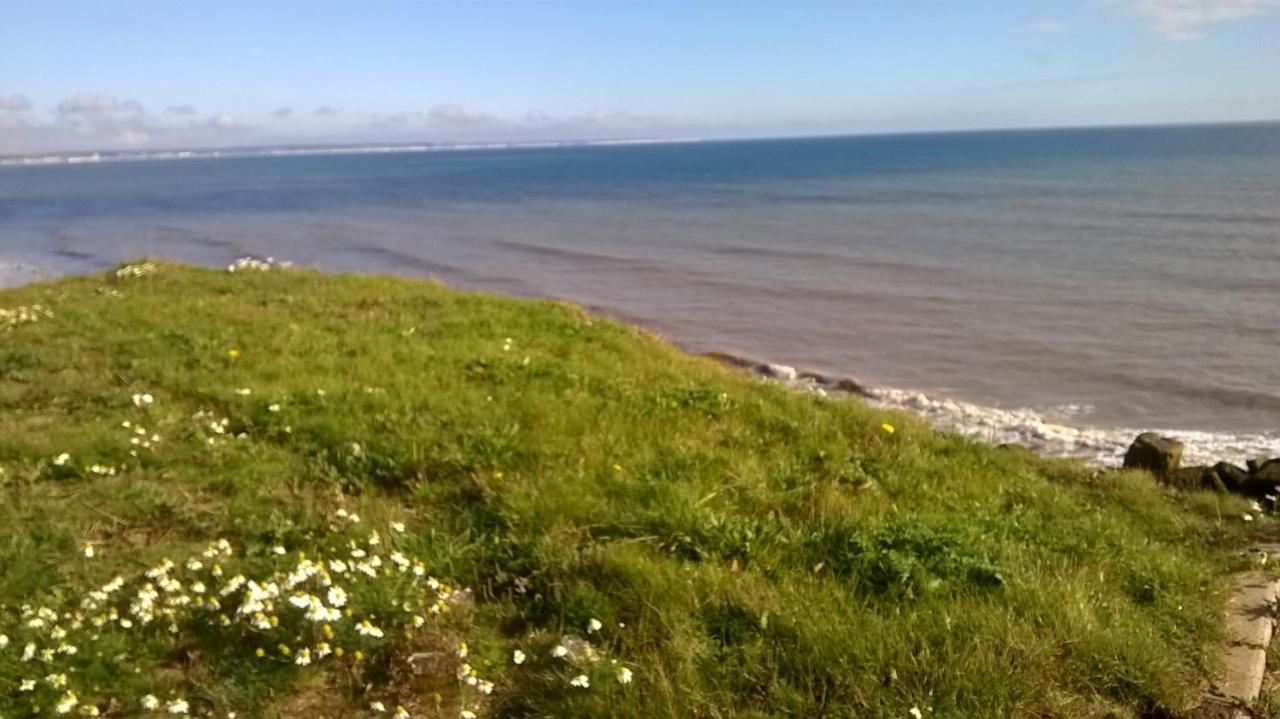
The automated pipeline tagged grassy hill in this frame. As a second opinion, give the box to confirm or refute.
[0,261,1265,718]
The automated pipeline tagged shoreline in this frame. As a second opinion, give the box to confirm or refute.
[5,255,1280,468]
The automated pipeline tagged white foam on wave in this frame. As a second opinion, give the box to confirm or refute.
[865,385,1280,467]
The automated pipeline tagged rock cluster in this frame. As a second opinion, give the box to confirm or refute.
[1122,432,1280,499]
[703,352,871,398]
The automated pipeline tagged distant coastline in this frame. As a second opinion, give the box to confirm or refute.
[0,136,703,168]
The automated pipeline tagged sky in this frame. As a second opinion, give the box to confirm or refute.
[2,0,1279,153]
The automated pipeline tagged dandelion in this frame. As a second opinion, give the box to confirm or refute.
[587,618,603,633]
[881,423,895,434]
[141,695,160,710]
[617,666,633,684]
[513,649,526,665]
[569,674,590,688]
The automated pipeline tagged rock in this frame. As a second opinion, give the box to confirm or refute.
[1169,465,1214,490]
[1213,462,1249,492]
[1238,476,1280,500]
[1253,459,1280,483]
[832,377,869,396]
[761,363,798,381]
[1247,458,1263,474]
[1122,433,1184,475]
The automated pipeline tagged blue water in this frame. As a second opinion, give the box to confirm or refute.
[3,124,1279,463]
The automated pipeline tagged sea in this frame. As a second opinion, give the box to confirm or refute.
[2,123,1278,466]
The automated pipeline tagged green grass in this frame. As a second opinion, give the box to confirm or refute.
[0,261,1266,718]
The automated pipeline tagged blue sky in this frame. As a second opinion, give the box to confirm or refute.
[2,0,1278,152]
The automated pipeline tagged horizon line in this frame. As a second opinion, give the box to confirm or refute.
[3,117,1278,168]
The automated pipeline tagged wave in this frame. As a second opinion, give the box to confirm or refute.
[865,385,1280,467]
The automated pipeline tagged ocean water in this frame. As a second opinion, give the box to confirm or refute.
[2,124,1278,465]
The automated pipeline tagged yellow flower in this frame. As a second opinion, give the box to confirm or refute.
[613,464,623,472]
[354,650,365,661]
[227,348,240,359]
[254,648,265,658]
[880,423,895,434]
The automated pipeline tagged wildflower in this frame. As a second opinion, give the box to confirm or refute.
[165,698,190,714]
[1244,514,1256,522]
[20,678,36,691]
[456,642,468,658]
[1251,501,1264,513]
[617,666,634,684]
[327,586,347,607]
[0,634,7,647]
[53,452,71,466]
[83,543,95,559]
[370,702,386,713]
[141,695,160,710]
[356,620,384,638]
[295,647,312,666]
[390,521,406,533]
[227,348,240,359]
[477,680,494,695]
[255,647,265,658]
[55,690,79,714]
[392,707,410,719]
[881,423,895,434]
[909,709,923,719]
[268,404,281,412]
[587,618,602,633]
[569,674,590,688]
[513,649,526,665]
[132,393,154,407]
[461,712,477,719]
[235,388,251,396]
[613,463,623,472]
[551,644,569,658]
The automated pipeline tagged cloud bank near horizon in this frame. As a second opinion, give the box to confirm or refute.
[0,91,687,154]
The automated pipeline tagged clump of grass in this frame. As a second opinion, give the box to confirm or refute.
[0,260,1266,717]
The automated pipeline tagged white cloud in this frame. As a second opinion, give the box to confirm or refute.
[1116,0,1276,40]
[0,94,32,113]
[426,103,495,125]
[0,91,257,153]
